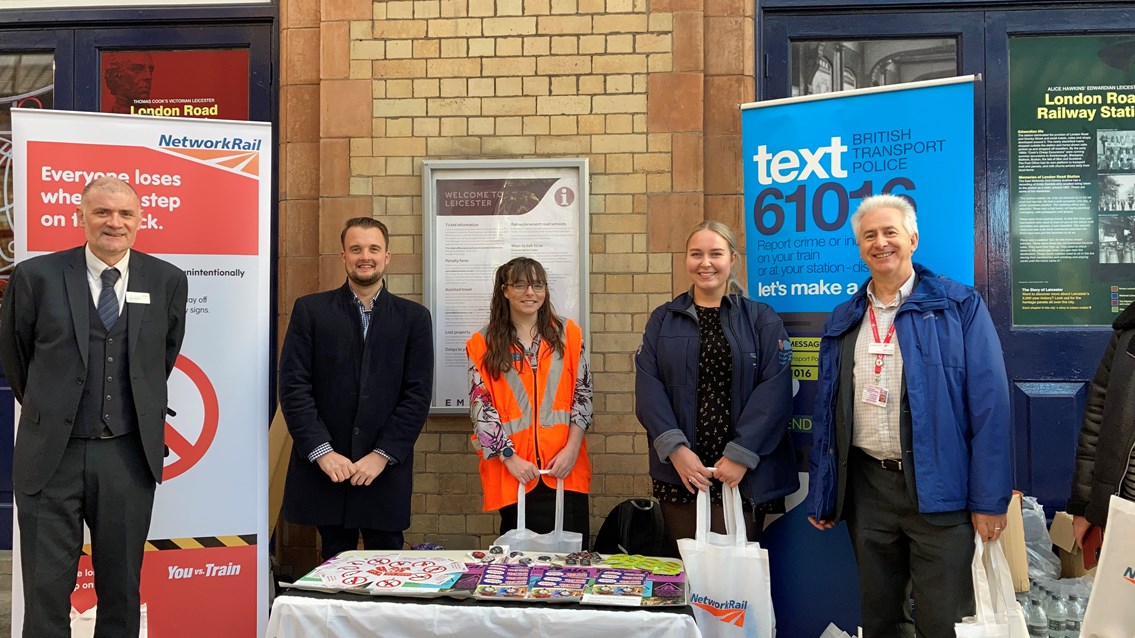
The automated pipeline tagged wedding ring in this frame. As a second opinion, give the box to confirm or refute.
[993,526,1002,531]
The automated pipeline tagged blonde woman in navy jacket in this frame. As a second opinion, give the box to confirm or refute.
[635,221,798,556]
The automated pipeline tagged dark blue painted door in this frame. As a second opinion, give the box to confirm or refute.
[0,27,76,551]
[760,11,986,637]
[759,3,1134,636]
[761,2,1135,516]
[983,7,1135,513]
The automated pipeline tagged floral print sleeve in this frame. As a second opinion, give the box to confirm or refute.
[571,341,593,431]
[469,360,510,459]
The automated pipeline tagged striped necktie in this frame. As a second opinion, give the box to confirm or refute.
[98,267,121,329]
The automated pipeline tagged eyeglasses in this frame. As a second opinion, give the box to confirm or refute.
[508,282,546,292]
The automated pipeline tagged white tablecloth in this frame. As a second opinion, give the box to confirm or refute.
[266,593,702,638]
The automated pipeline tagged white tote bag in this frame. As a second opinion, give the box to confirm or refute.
[678,485,775,638]
[1080,495,1135,638]
[492,475,583,554]
[954,533,1028,638]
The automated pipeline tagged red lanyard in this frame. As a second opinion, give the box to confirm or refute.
[867,305,895,377]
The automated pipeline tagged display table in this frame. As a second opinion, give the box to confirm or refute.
[265,551,702,638]
[266,589,702,638]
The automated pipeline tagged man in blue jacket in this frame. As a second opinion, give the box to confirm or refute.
[807,195,1011,638]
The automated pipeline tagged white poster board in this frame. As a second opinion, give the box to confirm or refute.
[10,108,269,637]
[423,159,590,415]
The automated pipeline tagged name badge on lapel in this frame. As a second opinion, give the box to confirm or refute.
[126,292,151,304]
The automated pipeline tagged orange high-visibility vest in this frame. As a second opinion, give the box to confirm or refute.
[466,319,591,512]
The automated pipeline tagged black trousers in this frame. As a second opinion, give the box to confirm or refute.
[17,434,155,638]
[657,498,768,558]
[317,526,405,561]
[498,481,590,544]
[846,448,975,638]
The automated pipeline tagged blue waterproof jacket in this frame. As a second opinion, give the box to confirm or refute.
[808,264,1012,521]
[635,291,799,504]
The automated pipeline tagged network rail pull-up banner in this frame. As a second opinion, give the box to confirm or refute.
[10,108,270,637]
[740,77,976,638]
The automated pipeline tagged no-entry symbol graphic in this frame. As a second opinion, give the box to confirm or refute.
[163,354,219,480]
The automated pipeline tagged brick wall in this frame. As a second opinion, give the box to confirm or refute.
[278,0,754,574]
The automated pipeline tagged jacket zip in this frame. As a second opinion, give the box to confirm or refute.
[530,343,543,468]
[685,305,702,453]
[720,304,741,433]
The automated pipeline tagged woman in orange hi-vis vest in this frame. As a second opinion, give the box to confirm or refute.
[466,257,593,540]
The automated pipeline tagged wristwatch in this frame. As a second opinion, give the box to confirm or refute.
[500,447,515,461]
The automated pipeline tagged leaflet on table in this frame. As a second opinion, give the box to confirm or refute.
[285,553,687,606]
[288,554,470,597]
[582,568,686,607]
[473,565,686,606]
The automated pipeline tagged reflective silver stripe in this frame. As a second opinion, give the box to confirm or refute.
[497,346,572,434]
[543,409,571,426]
[538,349,567,428]
[500,365,533,435]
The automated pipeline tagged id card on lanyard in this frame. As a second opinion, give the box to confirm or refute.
[862,305,894,408]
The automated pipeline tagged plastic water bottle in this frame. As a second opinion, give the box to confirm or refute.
[1045,588,1067,638]
[1026,589,1049,637]
[1066,594,1084,637]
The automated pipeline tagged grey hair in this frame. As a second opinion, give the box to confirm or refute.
[850,194,918,238]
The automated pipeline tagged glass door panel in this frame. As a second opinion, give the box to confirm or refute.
[791,38,958,96]
[0,26,73,551]
[1,51,54,279]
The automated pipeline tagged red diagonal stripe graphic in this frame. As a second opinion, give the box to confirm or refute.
[722,608,746,626]
[165,422,194,458]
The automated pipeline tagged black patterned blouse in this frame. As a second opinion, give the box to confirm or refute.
[653,305,732,505]
[653,305,784,513]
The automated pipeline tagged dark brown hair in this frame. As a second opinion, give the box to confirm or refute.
[481,257,565,379]
[340,217,390,247]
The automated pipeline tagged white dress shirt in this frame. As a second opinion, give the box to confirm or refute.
[84,245,131,315]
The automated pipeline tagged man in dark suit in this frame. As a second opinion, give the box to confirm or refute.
[0,176,188,637]
[280,216,433,559]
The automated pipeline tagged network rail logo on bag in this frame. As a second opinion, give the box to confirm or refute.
[1124,566,1135,585]
[690,593,749,627]
[157,133,263,178]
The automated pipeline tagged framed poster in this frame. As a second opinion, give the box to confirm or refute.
[100,49,250,119]
[1009,35,1135,325]
[423,158,589,415]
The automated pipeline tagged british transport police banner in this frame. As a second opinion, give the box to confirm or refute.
[740,77,976,637]
[9,108,270,637]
